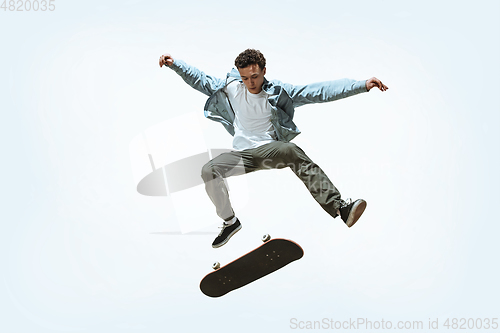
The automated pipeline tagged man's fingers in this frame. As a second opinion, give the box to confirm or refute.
[368,78,389,91]
[159,54,166,67]
[376,79,388,91]
[159,54,173,67]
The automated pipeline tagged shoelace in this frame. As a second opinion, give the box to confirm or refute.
[217,222,229,236]
[340,198,352,208]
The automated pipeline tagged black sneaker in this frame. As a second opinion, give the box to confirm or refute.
[339,198,367,227]
[212,219,242,248]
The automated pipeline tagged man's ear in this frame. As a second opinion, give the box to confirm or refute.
[263,67,266,76]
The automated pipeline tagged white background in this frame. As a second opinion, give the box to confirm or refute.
[1,0,499,332]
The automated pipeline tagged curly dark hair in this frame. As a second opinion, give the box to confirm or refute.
[234,49,266,69]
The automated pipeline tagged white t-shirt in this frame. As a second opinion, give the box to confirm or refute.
[224,81,277,151]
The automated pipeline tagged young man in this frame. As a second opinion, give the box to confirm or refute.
[159,49,388,248]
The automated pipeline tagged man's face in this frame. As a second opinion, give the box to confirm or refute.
[238,64,266,94]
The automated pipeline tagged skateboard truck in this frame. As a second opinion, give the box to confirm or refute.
[212,234,272,271]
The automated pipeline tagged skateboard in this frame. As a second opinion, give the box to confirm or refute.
[200,235,304,297]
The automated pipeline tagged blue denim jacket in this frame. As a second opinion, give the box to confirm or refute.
[168,59,368,142]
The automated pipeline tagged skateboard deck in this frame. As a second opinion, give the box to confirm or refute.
[200,237,303,298]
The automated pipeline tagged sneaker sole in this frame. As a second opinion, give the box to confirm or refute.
[346,199,367,228]
[212,224,242,248]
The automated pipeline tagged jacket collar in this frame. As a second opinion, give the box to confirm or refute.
[227,68,240,80]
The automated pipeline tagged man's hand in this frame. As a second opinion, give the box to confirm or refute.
[365,77,389,92]
[159,53,174,67]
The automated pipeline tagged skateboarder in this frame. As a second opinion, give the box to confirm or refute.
[159,49,388,248]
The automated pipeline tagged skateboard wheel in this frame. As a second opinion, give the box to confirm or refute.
[262,234,271,242]
[212,262,220,270]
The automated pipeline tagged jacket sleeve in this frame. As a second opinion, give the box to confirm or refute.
[167,59,226,96]
[281,78,368,108]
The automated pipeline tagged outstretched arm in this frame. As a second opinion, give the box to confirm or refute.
[159,53,225,96]
[281,77,388,107]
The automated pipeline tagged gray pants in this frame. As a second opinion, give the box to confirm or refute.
[201,141,341,221]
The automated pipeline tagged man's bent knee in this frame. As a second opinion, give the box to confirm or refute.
[201,162,217,182]
[278,142,300,161]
